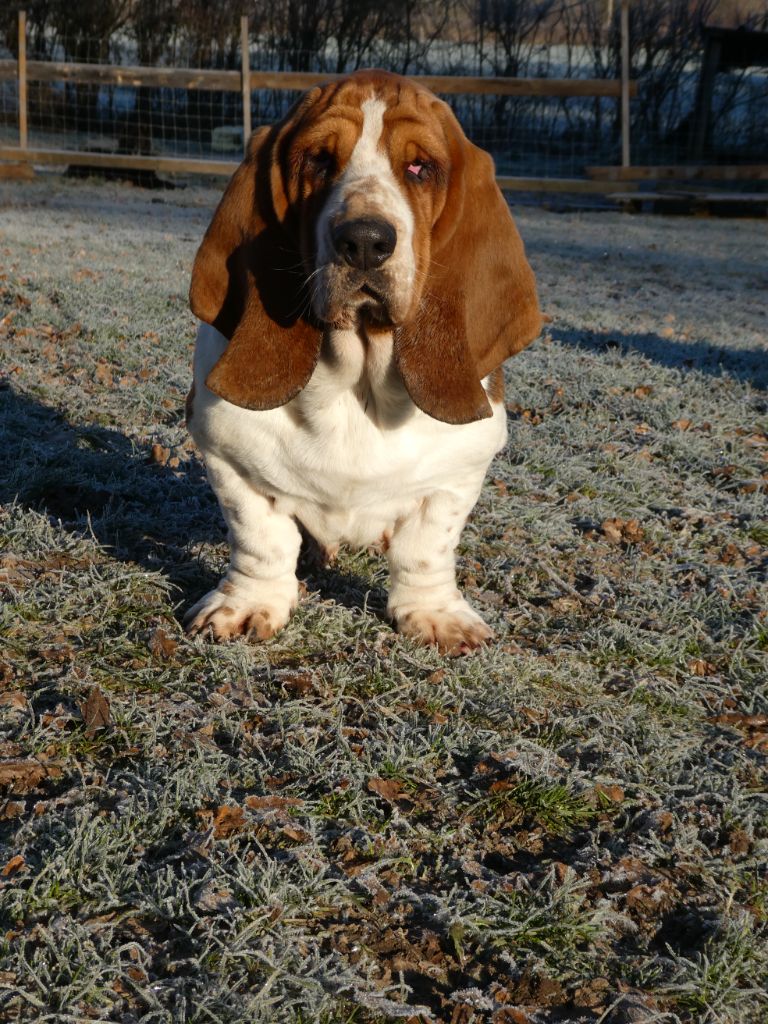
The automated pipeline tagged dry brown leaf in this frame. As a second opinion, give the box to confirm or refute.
[492,1011,532,1024]
[280,672,313,695]
[0,801,24,820]
[688,659,717,677]
[0,759,63,793]
[729,829,751,857]
[149,443,170,465]
[0,691,27,711]
[368,777,407,803]
[601,519,624,545]
[1,855,25,876]
[282,825,310,843]
[80,686,111,738]
[593,783,625,804]
[601,518,645,546]
[210,805,245,838]
[94,362,113,386]
[149,627,178,660]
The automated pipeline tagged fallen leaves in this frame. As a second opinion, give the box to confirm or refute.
[688,658,717,677]
[710,712,768,752]
[0,759,63,793]
[148,444,181,469]
[1,854,25,877]
[79,686,111,739]
[148,626,178,660]
[198,804,245,838]
[600,518,645,546]
[368,777,411,805]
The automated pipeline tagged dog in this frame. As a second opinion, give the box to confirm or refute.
[184,69,540,654]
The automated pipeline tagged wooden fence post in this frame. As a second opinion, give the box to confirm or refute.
[18,9,28,149]
[620,0,630,168]
[241,15,251,152]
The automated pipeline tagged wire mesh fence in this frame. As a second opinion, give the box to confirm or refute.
[0,2,766,181]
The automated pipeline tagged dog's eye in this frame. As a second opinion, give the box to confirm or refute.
[307,150,335,177]
[406,160,430,182]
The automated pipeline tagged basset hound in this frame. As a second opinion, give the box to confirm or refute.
[185,69,541,655]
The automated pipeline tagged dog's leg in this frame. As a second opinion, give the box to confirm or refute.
[386,488,494,656]
[184,454,301,641]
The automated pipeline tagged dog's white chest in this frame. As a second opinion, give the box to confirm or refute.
[190,323,506,549]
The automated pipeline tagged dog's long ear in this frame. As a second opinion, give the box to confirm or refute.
[394,115,541,425]
[189,126,322,410]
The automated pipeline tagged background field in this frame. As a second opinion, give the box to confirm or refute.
[0,175,766,1023]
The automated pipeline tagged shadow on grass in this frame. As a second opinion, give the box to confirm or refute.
[551,324,768,390]
[0,386,384,620]
[0,384,219,594]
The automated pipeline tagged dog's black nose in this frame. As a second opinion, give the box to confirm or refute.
[332,218,397,270]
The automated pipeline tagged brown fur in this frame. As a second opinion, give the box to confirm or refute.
[486,367,505,405]
[189,69,540,424]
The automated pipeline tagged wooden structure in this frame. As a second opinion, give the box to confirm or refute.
[586,165,768,182]
[690,26,768,160]
[608,191,768,216]
[586,163,768,215]
[0,8,640,192]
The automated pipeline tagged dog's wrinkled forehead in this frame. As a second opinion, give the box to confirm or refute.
[287,71,453,190]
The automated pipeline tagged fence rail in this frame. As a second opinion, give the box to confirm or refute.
[0,59,636,99]
[0,6,652,191]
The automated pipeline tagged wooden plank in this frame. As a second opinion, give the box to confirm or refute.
[620,0,630,167]
[689,191,768,202]
[246,70,637,98]
[612,190,768,202]
[586,164,768,182]
[497,176,638,193]
[0,146,238,176]
[240,15,251,148]
[0,161,34,179]
[0,59,637,98]
[0,60,242,90]
[0,149,642,192]
[18,10,27,149]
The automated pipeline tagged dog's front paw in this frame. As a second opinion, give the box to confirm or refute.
[184,580,296,641]
[392,599,494,656]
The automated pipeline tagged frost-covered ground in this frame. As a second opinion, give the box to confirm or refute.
[0,173,766,1024]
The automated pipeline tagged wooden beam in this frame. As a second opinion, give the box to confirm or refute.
[611,190,768,203]
[586,164,768,181]
[0,146,238,176]
[497,176,638,193]
[0,59,637,98]
[0,149,646,192]
[0,160,34,179]
[245,71,638,98]
[18,10,27,150]
[240,16,251,149]
[620,0,630,167]
[0,60,242,90]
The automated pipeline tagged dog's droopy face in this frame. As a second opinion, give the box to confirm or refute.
[189,69,541,425]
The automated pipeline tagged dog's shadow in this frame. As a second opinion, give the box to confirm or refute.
[0,385,386,622]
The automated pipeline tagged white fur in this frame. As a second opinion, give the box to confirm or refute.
[314,97,416,323]
[186,323,506,650]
